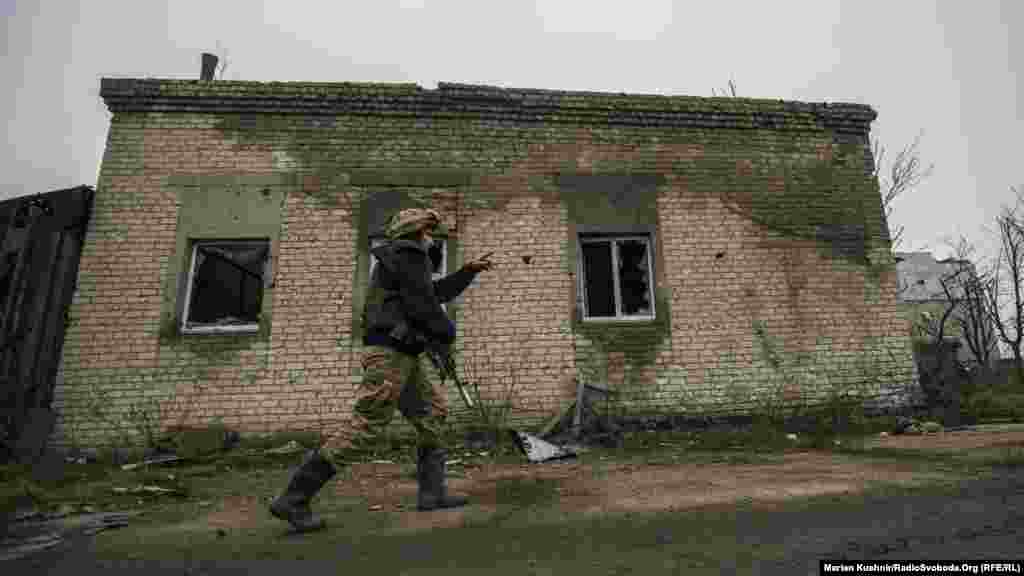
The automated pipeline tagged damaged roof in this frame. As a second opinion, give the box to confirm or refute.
[99,78,876,134]
[896,251,975,302]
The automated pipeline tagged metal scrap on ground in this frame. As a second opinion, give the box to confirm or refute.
[511,431,578,464]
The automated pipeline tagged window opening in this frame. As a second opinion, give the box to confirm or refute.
[580,235,655,320]
[182,240,269,333]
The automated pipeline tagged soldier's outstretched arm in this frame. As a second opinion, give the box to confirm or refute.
[433,252,495,303]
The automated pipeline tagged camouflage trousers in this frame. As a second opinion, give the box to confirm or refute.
[321,345,449,468]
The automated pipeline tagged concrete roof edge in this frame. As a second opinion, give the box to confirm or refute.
[97,78,877,130]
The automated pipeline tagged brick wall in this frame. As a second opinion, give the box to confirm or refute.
[51,80,916,449]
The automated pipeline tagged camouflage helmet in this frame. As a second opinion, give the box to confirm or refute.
[385,208,444,240]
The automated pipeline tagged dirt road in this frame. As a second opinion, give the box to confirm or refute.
[5,424,1023,574]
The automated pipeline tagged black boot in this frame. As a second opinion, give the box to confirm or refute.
[416,446,468,511]
[269,449,337,532]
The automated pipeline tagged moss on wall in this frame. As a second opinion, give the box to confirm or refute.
[204,104,894,418]
[156,311,269,361]
[157,175,284,356]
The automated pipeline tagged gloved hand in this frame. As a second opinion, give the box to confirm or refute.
[446,318,456,342]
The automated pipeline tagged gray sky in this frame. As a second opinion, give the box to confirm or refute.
[2,0,1020,264]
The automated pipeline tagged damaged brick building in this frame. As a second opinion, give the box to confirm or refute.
[52,74,918,448]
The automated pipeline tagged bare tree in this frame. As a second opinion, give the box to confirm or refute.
[915,237,1000,374]
[915,266,962,349]
[982,187,1024,384]
[874,134,934,251]
[911,261,964,421]
[942,237,999,372]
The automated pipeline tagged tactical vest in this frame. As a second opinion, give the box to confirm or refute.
[362,241,431,343]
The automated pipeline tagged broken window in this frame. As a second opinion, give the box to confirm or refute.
[370,236,447,310]
[580,235,655,320]
[182,240,270,334]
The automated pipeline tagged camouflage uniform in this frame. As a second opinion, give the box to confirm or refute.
[322,207,475,463]
[270,208,480,531]
[320,344,451,465]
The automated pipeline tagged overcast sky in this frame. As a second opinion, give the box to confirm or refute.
[3,0,1020,264]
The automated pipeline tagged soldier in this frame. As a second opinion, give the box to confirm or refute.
[269,208,494,532]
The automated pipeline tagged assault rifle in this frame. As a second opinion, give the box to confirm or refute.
[390,322,475,410]
[424,344,476,410]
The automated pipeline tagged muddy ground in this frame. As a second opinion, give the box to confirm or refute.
[4,424,1023,574]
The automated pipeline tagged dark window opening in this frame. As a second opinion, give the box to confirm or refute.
[184,240,269,331]
[618,239,652,315]
[582,241,616,317]
[580,235,655,320]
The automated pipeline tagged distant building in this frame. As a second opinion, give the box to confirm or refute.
[895,251,1000,369]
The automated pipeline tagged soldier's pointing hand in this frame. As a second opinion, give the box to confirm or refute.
[465,252,495,273]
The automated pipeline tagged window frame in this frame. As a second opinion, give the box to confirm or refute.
[180,239,270,335]
[578,234,656,322]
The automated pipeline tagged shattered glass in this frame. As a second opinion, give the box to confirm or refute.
[618,239,651,316]
[187,241,268,326]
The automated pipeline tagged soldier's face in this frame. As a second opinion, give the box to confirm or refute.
[421,227,435,249]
